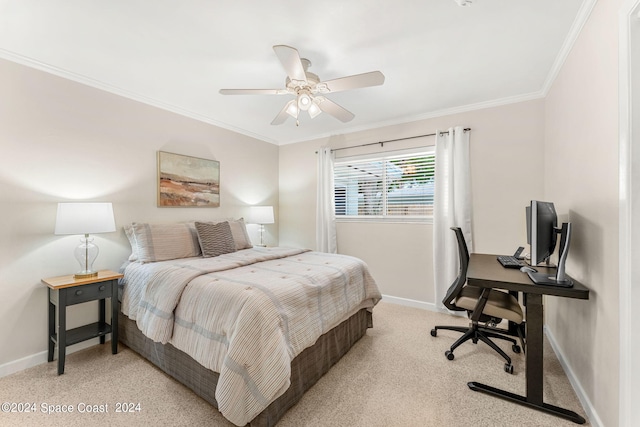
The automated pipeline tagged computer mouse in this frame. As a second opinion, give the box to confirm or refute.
[520,266,538,273]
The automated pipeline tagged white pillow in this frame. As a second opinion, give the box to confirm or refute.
[123,225,138,261]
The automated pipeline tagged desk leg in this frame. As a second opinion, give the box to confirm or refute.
[526,293,544,404]
[57,289,67,375]
[111,280,118,355]
[468,293,586,424]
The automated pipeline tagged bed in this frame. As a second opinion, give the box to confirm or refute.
[118,220,381,426]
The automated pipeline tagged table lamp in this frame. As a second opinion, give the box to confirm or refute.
[54,202,116,279]
[249,206,274,247]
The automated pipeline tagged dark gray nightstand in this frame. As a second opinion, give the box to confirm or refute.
[42,270,123,375]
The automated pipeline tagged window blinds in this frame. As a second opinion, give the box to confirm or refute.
[334,148,436,220]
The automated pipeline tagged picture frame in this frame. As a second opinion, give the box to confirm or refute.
[157,151,220,207]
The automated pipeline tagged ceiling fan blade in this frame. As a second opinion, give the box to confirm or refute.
[219,88,287,95]
[271,100,295,125]
[316,97,355,122]
[273,45,307,83]
[318,71,385,93]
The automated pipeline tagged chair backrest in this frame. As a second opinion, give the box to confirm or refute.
[442,227,470,311]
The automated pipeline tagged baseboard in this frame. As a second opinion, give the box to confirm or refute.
[0,336,110,378]
[381,294,437,311]
[544,326,602,427]
[380,294,467,317]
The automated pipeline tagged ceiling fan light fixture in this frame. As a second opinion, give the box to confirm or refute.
[285,100,299,118]
[308,101,322,119]
[297,93,312,111]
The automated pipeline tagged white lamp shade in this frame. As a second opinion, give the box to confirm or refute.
[308,102,322,118]
[249,206,275,225]
[54,202,116,235]
[285,100,299,118]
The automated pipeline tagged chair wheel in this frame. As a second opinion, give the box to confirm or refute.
[430,329,437,337]
[445,350,454,361]
[504,363,514,374]
[512,345,521,353]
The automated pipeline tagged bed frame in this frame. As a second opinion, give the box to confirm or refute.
[118,309,372,426]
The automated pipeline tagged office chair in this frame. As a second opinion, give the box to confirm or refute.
[431,227,525,374]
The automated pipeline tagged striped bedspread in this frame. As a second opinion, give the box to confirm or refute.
[121,247,381,426]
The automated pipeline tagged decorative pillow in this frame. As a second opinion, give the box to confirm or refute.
[130,222,201,263]
[195,221,237,257]
[228,218,253,250]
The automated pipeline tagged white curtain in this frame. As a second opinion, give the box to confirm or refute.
[433,126,472,310]
[316,147,337,253]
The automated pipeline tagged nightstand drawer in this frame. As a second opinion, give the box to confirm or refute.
[65,281,113,305]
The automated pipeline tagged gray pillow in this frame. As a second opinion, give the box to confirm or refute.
[195,221,237,257]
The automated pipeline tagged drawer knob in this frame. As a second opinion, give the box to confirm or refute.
[75,290,83,296]
[99,285,106,291]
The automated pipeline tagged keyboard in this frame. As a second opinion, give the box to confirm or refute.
[497,255,526,269]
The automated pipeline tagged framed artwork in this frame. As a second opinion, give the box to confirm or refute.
[157,151,220,207]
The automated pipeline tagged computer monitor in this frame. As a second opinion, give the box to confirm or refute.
[525,200,573,287]
[526,200,557,266]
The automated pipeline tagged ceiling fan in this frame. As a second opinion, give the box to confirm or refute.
[219,45,385,126]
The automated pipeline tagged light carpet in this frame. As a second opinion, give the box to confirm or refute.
[0,301,588,426]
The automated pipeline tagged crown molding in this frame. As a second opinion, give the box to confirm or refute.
[541,0,598,95]
[277,90,546,146]
[0,49,280,146]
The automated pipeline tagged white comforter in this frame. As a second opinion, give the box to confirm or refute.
[121,247,381,426]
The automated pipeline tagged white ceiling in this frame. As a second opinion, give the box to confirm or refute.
[0,0,588,145]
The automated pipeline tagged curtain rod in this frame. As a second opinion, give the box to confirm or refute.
[316,128,471,153]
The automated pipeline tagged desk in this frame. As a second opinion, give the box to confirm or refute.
[466,254,589,424]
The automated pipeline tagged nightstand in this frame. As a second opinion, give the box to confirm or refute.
[42,270,123,375]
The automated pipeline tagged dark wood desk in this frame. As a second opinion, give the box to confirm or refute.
[466,254,589,424]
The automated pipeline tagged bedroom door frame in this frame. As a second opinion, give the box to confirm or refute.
[619,1,640,426]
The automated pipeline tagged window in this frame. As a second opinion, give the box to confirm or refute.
[334,148,435,221]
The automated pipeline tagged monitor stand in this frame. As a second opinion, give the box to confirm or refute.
[527,223,573,288]
[527,259,556,268]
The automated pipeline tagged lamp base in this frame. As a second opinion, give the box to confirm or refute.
[74,235,99,280]
[74,271,98,279]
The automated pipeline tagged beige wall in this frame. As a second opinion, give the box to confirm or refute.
[279,99,546,303]
[543,0,621,426]
[0,58,279,369]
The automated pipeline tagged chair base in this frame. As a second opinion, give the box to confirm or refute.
[431,322,524,373]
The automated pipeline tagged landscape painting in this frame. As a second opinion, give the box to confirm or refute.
[157,151,220,207]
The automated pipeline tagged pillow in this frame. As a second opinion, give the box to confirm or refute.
[123,225,138,261]
[130,222,201,263]
[195,221,237,257]
[228,218,253,250]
